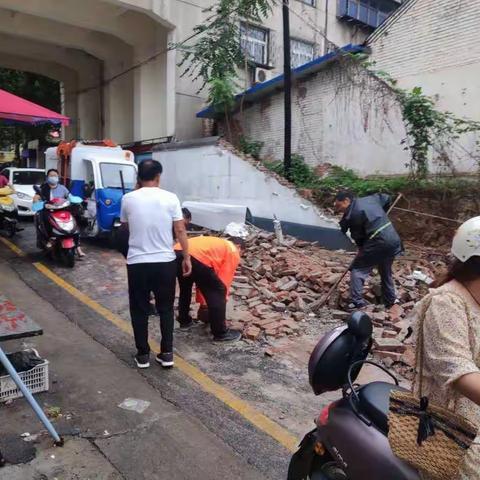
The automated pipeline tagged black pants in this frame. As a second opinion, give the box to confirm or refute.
[176,253,227,338]
[350,256,396,307]
[127,260,177,355]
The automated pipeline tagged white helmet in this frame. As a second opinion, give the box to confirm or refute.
[451,216,480,262]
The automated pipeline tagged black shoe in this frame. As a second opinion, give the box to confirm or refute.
[213,329,242,343]
[155,352,174,368]
[134,353,150,369]
[148,303,157,316]
[179,320,194,331]
[346,302,368,312]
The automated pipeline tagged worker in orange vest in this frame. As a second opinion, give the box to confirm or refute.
[174,236,244,343]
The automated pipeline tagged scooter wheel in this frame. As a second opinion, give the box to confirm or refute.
[6,222,16,238]
[62,249,76,268]
[312,461,347,480]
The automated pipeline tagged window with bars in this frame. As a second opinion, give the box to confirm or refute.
[240,23,269,65]
[337,0,399,28]
[290,39,315,68]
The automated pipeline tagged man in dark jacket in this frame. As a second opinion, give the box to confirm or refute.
[334,191,403,309]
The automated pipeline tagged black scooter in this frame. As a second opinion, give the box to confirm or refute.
[288,312,420,480]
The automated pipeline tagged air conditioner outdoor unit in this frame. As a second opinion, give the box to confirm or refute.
[254,68,273,84]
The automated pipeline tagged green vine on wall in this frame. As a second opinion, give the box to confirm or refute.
[352,53,480,178]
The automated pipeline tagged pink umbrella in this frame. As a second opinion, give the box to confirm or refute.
[0,88,69,126]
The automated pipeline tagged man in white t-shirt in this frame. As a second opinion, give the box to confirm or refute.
[120,160,191,369]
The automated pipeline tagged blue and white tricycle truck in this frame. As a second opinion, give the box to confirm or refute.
[45,140,137,242]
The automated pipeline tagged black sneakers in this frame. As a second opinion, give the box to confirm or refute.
[155,352,174,368]
[213,329,242,343]
[134,353,150,369]
[179,320,195,331]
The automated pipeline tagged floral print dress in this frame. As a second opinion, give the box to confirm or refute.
[413,279,480,479]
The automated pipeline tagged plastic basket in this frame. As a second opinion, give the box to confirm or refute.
[0,358,49,403]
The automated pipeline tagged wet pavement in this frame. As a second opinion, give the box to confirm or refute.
[0,258,266,480]
[0,221,395,478]
[10,222,339,438]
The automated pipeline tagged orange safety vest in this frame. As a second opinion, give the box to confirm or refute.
[175,236,240,305]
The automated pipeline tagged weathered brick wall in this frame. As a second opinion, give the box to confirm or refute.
[369,0,480,85]
[367,0,480,173]
[227,61,410,175]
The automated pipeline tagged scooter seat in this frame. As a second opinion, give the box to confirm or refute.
[358,381,408,434]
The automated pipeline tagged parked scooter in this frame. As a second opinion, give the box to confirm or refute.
[288,311,420,480]
[33,186,81,268]
[0,186,19,238]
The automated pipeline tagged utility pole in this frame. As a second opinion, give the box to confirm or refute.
[282,0,292,179]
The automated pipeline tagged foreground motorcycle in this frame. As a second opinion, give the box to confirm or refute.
[33,187,81,268]
[0,185,19,238]
[288,311,420,480]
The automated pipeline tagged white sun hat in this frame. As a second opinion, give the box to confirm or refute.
[451,216,480,262]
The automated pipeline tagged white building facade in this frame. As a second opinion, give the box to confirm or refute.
[0,0,400,146]
[207,0,480,175]
[367,0,480,173]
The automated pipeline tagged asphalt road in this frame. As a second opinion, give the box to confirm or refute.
[0,221,313,479]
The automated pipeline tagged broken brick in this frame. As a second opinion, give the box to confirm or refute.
[272,302,287,312]
[373,350,403,362]
[245,326,261,340]
[373,338,406,353]
[331,310,349,321]
[382,329,398,339]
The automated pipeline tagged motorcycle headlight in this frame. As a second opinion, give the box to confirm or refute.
[0,203,15,212]
[56,219,75,230]
[16,192,31,200]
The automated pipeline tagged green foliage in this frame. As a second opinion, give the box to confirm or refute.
[358,60,480,178]
[313,166,417,197]
[265,156,413,194]
[238,135,264,159]
[176,0,273,113]
[266,154,321,188]
[265,157,477,205]
[0,68,61,153]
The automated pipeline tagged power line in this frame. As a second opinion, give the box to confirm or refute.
[69,2,250,96]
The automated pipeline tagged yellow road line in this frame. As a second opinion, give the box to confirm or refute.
[0,237,26,257]
[34,263,298,452]
[0,239,298,452]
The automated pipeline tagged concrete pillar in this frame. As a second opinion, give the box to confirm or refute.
[133,28,169,141]
[103,60,134,143]
[60,80,79,140]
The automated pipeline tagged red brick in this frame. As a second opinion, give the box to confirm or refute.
[373,338,406,353]
[245,326,261,340]
[374,350,403,362]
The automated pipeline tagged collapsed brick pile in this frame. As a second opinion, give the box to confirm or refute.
[227,229,448,376]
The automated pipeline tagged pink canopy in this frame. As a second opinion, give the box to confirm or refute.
[0,88,69,126]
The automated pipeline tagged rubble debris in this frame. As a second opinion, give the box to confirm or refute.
[189,224,445,377]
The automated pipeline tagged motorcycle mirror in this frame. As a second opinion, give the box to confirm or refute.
[33,185,41,194]
[347,311,373,340]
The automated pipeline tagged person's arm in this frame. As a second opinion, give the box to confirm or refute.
[216,243,240,299]
[339,217,349,235]
[33,184,44,203]
[173,220,191,276]
[377,193,392,212]
[421,294,480,402]
[453,374,480,406]
[120,196,128,225]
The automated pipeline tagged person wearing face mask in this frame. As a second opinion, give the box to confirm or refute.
[33,169,85,257]
[34,169,69,203]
